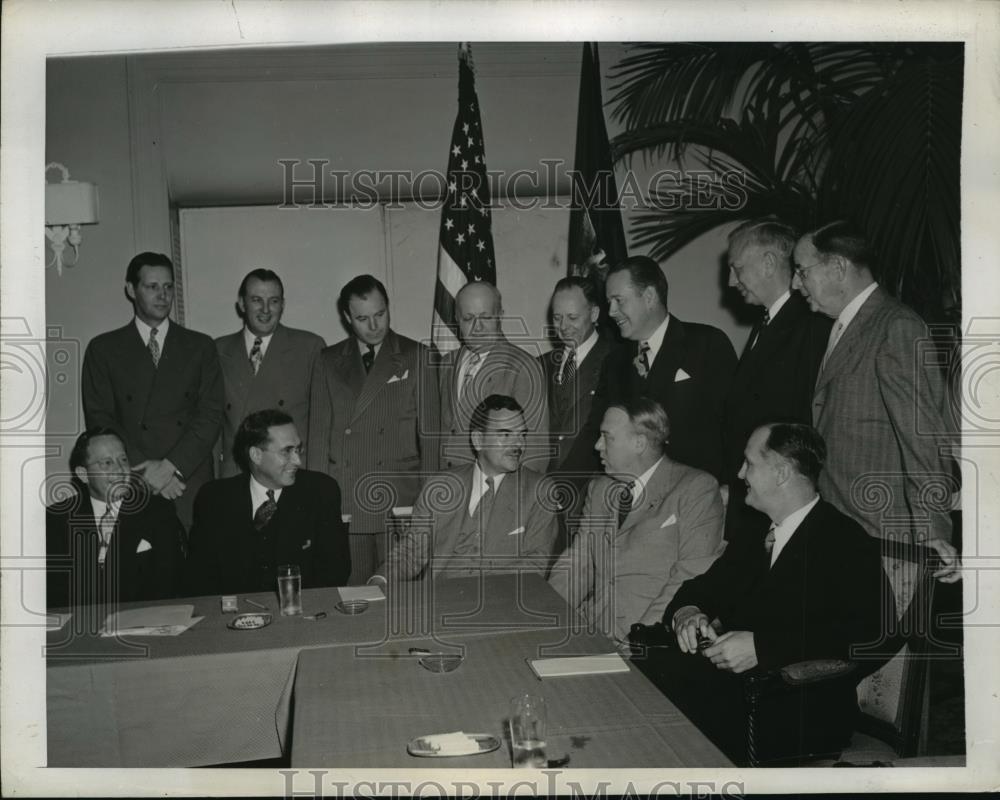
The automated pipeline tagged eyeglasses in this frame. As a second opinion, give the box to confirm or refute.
[794,262,823,280]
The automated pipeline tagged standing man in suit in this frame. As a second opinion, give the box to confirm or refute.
[590,256,737,481]
[722,218,831,539]
[215,269,325,478]
[369,395,558,585]
[46,427,184,612]
[81,252,224,529]
[308,275,439,584]
[791,222,954,545]
[187,409,351,595]
[539,276,612,477]
[659,423,893,765]
[549,397,724,642]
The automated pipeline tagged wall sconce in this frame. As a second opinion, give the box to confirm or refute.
[45,162,100,276]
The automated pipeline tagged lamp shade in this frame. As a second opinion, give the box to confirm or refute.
[45,180,100,225]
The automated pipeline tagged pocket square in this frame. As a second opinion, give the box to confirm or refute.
[659,514,677,528]
[506,526,525,536]
[387,369,409,384]
[136,539,152,554]
[301,539,312,550]
[674,368,691,382]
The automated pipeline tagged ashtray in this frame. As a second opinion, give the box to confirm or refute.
[407,733,499,757]
[418,653,464,673]
[335,599,369,615]
[227,613,272,630]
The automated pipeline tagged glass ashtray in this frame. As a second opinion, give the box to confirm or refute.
[418,653,464,673]
[335,599,369,615]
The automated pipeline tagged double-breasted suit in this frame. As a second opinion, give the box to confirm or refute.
[215,324,325,477]
[549,458,724,641]
[81,321,224,527]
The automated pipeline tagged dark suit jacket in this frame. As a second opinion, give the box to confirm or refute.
[664,499,893,672]
[46,483,184,609]
[186,469,351,595]
[538,333,612,474]
[437,338,548,471]
[589,317,737,481]
[215,324,325,478]
[307,330,440,533]
[723,293,831,483]
[81,320,224,523]
[813,287,954,543]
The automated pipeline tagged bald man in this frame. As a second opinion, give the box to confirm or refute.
[437,282,548,472]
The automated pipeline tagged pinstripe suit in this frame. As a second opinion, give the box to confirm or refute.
[215,324,325,478]
[813,287,953,543]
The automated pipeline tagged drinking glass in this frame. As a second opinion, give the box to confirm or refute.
[509,693,546,768]
[276,564,302,616]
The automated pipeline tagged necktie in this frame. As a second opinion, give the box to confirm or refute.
[462,351,481,396]
[254,489,278,531]
[634,341,651,378]
[477,475,496,519]
[362,344,376,374]
[97,507,115,565]
[750,310,770,350]
[249,337,264,374]
[148,326,161,367]
[763,524,776,568]
[616,481,634,529]
[819,320,845,375]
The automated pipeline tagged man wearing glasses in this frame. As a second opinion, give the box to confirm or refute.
[369,394,558,586]
[46,427,184,611]
[186,409,351,595]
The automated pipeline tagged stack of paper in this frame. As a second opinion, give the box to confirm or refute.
[101,604,204,637]
[528,653,630,678]
[339,585,385,602]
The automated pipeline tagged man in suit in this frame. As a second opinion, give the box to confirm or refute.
[660,423,894,765]
[369,395,558,585]
[307,274,439,583]
[187,409,351,595]
[549,397,724,642]
[791,222,954,545]
[46,428,184,612]
[215,269,325,478]
[81,252,224,529]
[538,275,613,477]
[722,218,831,539]
[437,281,548,472]
[589,256,737,481]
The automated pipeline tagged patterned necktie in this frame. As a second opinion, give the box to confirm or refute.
[617,481,635,529]
[763,524,777,568]
[249,337,264,374]
[462,351,482,396]
[254,489,278,531]
[97,507,115,565]
[635,341,651,378]
[750,309,770,350]
[556,346,577,387]
[148,326,161,367]
[362,344,376,374]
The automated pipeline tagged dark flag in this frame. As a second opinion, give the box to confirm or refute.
[567,42,628,282]
[432,43,498,353]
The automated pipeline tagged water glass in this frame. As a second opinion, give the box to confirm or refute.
[276,564,302,616]
[509,693,547,768]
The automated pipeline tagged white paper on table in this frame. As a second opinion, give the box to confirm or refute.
[47,612,72,631]
[100,604,202,637]
[422,731,478,754]
[338,585,385,602]
[527,653,630,678]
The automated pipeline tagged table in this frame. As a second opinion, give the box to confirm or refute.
[290,627,733,767]
[46,573,572,767]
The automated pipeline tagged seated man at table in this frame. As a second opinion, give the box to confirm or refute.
[369,394,558,586]
[549,397,724,642]
[658,422,893,765]
[46,427,184,610]
[186,409,351,594]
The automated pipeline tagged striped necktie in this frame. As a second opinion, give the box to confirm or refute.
[148,327,161,367]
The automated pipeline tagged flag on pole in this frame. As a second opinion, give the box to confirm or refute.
[432,43,497,353]
[567,42,627,281]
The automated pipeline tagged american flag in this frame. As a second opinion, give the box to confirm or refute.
[432,43,497,353]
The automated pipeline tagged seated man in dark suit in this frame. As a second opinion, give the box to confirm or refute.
[369,394,558,587]
[46,427,184,611]
[186,409,351,595]
[656,422,894,765]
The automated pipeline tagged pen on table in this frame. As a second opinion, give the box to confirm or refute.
[245,598,269,611]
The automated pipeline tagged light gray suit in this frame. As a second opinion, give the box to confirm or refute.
[215,324,325,478]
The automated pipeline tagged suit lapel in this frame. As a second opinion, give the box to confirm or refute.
[353,331,404,420]
[254,325,288,386]
[815,288,884,392]
[141,323,184,418]
[617,458,670,536]
[646,318,684,398]
[333,340,366,404]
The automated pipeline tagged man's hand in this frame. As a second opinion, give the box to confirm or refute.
[133,459,184,496]
[702,630,758,674]
[672,605,710,654]
[925,537,961,583]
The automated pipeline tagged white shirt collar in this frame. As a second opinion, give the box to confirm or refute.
[767,290,791,321]
[835,281,878,334]
[769,494,820,566]
[468,462,507,515]
[134,315,169,347]
[243,327,275,356]
[90,495,121,522]
[641,313,670,365]
[249,474,283,514]
[558,329,599,379]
